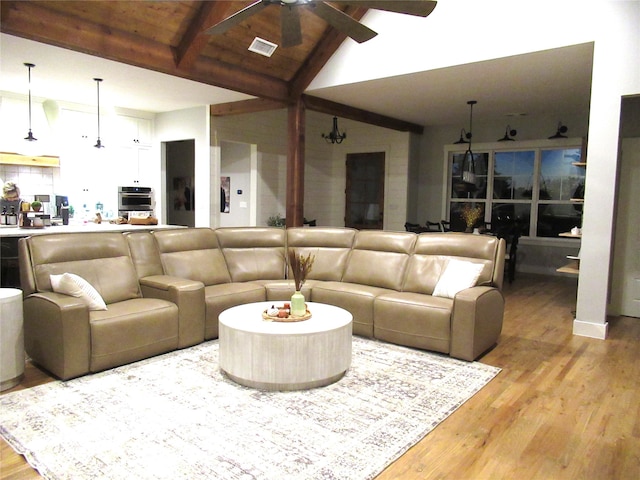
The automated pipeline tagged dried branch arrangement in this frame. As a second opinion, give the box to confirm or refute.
[288,249,315,292]
[460,204,483,228]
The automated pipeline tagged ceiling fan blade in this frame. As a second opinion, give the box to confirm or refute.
[307,2,377,43]
[281,5,303,48]
[203,0,268,35]
[332,1,437,18]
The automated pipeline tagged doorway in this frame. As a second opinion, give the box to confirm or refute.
[610,137,640,317]
[165,139,195,227]
[345,152,385,229]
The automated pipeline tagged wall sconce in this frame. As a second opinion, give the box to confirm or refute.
[24,62,37,142]
[322,116,346,144]
[548,122,568,139]
[498,125,517,141]
[94,78,104,148]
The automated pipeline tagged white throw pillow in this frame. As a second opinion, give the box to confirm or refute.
[50,273,107,311]
[432,259,484,299]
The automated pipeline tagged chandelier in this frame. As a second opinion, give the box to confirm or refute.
[321,116,346,144]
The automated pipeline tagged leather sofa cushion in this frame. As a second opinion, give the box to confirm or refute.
[89,298,179,372]
[26,233,141,304]
[311,280,393,338]
[125,232,164,279]
[154,228,231,286]
[403,233,498,294]
[216,227,286,282]
[203,282,266,339]
[342,230,416,290]
[374,292,452,354]
[286,227,356,281]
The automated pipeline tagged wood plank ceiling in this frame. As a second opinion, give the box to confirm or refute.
[1,1,425,225]
[1,0,422,129]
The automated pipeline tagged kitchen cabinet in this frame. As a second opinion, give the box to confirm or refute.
[60,108,112,147]
[116,115,152,147]
[112,144,154,186]
[58,109,111,216]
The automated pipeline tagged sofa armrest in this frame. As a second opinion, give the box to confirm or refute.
[139,275,205,348]
[450,286,504,361]
[23,292,91,380]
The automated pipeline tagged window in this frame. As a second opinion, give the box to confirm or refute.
[446,142,585,238]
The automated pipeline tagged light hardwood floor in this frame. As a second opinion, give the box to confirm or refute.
[2,274,639,479]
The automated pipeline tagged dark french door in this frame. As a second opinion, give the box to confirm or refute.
[345,152,385,229]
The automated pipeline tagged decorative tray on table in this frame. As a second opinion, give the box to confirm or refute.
[262,303,312,322]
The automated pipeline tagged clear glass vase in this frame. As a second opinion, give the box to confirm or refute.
[290,291,306,317]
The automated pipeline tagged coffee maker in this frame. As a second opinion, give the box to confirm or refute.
[54,195,69,225]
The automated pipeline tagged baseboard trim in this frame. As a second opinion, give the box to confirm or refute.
[573,319,608,339]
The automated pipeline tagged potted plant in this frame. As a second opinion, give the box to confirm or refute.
[30,200,42,212]
[460,204,483,233]
[267,213,285,228]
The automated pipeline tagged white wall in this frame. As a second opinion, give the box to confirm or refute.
[312,0,640,337]
[211,109,411,230]
[257,151,286,226]
[220,141,253,227]
[211,109,289,226]
[155,106,211,227]
[311,114,411,232]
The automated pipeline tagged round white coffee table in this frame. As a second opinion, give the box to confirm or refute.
[219,302,352,391]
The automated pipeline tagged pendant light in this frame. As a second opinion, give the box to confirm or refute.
[548,121,568,139]
[460,100,477,186]
[498,125,517,141]
[321,116,346,144]
[24,62,37,142]
[94,78,104,148]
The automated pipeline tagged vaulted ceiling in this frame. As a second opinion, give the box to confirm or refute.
[0,0,426,132]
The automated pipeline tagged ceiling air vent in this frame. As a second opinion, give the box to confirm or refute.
[248,37,278,57]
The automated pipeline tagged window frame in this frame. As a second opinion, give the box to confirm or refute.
[443,138,585,240]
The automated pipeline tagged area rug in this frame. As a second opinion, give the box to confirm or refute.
[0,337,500,480]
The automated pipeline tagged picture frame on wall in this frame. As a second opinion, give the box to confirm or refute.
[221,176,230,213]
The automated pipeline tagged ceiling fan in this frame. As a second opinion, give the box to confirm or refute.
[204,0,438,48]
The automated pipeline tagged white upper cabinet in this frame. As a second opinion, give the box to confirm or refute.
[115,114,152,147]
[112,144,153,186]
[0,96,59,156]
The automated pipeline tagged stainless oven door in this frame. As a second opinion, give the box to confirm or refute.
[118,193,152,211]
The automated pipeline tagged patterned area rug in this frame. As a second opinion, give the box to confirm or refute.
[1,338,500,480]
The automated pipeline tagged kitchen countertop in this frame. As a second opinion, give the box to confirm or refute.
[0,222,186,237]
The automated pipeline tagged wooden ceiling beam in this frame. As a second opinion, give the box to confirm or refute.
[0,1,289,102]
[289,6,368,98]
[210,98,288,116]
[303,94,424,134]
[173,1,232,71]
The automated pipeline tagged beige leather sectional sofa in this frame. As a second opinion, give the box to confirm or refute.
[18,227,506,380]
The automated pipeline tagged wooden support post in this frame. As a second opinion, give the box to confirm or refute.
[286,100,305,227]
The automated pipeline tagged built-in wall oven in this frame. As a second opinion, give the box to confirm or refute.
[118,186,153,218]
